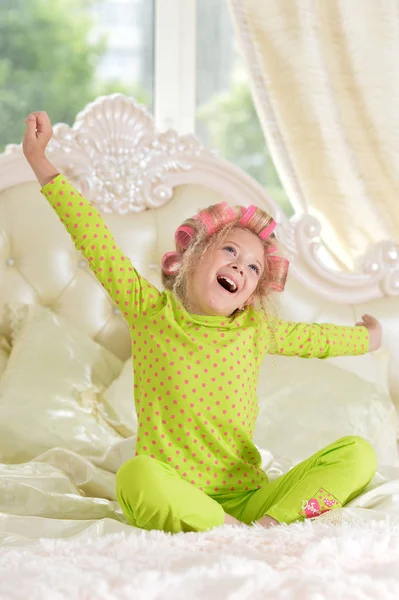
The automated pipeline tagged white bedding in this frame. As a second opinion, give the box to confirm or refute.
[1,456,399,599]
[1,447,399,547]
[1,306,399,598]
[3,517,399,600]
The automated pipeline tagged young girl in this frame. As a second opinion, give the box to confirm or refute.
[23,112,381,533]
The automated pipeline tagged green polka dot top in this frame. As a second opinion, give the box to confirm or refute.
[42,176,369,495]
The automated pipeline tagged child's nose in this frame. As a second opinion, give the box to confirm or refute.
[232,264,244,276]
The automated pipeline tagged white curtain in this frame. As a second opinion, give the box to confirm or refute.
[228,0,399,270]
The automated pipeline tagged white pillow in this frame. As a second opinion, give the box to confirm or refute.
[254,355,398,470]
[0,305,124,463]
[329,348,390,396]
[99,359,136,437]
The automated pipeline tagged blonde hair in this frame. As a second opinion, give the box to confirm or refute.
[161,203,289,313]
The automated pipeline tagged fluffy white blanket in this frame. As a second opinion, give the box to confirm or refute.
[1,517,398,600]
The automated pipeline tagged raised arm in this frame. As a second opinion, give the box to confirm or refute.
[22,112,161,324]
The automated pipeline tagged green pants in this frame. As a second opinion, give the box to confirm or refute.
[116,436,376,533]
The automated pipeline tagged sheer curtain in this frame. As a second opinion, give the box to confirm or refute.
[228,0,399,270]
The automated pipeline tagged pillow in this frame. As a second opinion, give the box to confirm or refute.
[329,348,390,396]
[0,337,10,380]
[254,355,398,471]
[98,359,136,438]
[0,305,125,463]
[7,303,30,346]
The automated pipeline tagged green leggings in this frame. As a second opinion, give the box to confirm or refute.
[116,436,376,533]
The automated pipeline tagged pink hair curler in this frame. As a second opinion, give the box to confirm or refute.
[175,225,195,249]
[259,219,277,240]
[161,251,183,275]
[239,205,276,241]
[239,204,256,227]
[238,205,257,227]
[267,255,290,292]
[195,202,236,234]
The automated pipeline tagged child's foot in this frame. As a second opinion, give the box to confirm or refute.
[224,513,241,525]
[257,515,279,528]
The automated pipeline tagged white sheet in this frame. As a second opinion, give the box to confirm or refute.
[1,442,399,548]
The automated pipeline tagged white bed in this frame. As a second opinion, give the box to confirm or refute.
[0,95,399,599]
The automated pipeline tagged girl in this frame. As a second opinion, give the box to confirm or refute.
[23,112,381,533]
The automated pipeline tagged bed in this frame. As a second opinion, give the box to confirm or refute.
[0,95,399,599]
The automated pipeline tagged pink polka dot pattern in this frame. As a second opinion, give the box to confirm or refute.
[42,175,371,496]
[259,314,369,360]
[42,175,162,326]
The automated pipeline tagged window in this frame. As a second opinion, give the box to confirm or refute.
[93,0,154,97]
[196,0,292,216]
[0,0,290,214]
[0,0,154,151]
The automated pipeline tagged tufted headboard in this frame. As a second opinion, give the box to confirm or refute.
[1,95,398,404]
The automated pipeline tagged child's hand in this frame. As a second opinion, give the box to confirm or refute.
[22,111,53,162]
[355,314,382,352]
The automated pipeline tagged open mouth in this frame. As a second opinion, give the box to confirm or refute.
[216,275,238,294]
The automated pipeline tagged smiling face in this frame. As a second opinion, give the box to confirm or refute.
[186,227,266,316]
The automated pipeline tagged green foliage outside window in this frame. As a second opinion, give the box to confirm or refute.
[0,0,148,151]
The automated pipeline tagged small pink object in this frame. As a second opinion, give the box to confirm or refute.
[239,205,277,240]
[267,255,290,291]
[195,202,236,234]
[175,225,195,249]
[238,205,257,226]
[161,251,182,275]
[303,498,321,518]
[259,219,277,240]
[324,498,336,507]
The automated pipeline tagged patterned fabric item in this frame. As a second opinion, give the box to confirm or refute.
[116,436,376,532]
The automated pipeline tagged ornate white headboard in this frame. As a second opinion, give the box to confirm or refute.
[0,95,398,402]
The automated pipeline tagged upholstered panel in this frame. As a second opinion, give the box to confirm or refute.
[0,181,231,360]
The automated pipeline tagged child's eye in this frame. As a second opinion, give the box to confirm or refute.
[224,246,236,255]
[249,264,260,275]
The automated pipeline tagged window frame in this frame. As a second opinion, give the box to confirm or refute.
[154,0,197,134]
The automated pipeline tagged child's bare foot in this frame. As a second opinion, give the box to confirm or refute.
[224,513,241,525]
[257,515,279,528]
